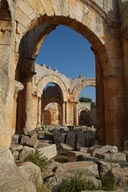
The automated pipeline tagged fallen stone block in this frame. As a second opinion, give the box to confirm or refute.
[95,152,126,162]
[89,145,118,156]
[66,131,76,149]
[58,143,73,154]
[19,146,35,161]
[20,135,30,145]
[55,161,99,179]
[26,134,39,148]
[68,150,92,162]
[0,148,36,192]
[37,144,57,160]
[10,143,23,152]
[11,134,20,144]
[18,162,43,186]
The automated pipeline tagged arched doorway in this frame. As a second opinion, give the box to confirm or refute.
[79,110,89,126]
[13,0,126,148]
[41,83,63,126]
[78,86,96,126]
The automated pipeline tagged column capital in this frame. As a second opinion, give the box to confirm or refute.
[15,80,24,93]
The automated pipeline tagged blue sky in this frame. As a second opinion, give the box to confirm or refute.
[36,25,96,102]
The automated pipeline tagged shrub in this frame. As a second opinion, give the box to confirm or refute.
[33,175,51,192]
[24,150,48,171]
[57,172,101,192]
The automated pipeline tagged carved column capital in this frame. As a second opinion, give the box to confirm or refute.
[15,80,24,92]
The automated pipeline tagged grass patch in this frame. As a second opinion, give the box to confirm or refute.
[54,154,68,163]
[33,175,51,192]
[57,172,101,192]
[101,176,117,191]
[24,150,49,171]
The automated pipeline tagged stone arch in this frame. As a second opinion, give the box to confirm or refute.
[15,0,106,57]
[42,101,62,125]
[37,75,68,101]
[79,109,90,126]
[72,79,96,101]
[43,109,51,125]
[12,0,126,148]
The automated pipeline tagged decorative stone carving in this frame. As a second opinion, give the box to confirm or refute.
[15,80,24,92]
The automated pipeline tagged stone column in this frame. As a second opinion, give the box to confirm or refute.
[122,30,128,138]
[37,97,41,127]
[62,102,66,125]
[94,49,105,145]
[103,35,126,148]
[24,75,33,132]
[13,81,24,132]
[65,102,68,125]
[74,102,79,126]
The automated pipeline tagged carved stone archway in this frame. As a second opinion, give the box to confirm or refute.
[14,0,126,147]
[0,0,127,149]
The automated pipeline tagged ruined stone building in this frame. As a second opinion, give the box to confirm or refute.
[27,64,95,128]
[0,0,128,150]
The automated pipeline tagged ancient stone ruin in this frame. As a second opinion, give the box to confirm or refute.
[1,0,128,191]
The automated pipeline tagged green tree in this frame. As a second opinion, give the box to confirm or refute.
[79,97,96,110]
[79,97,92,103]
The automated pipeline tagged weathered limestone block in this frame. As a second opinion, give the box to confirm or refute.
[53,129,65,145]
[19,162,43,186]
[103,166,128,190]
[59,0,69,16]
[85,132,95,147]
[51,0,62,16]
[80,147,88,153]
[68,151,91,162]
[87,145,102,154]
[69,0,77,19]
[37,144,57,160]
[26,134,39,148]
[55,161,99,183]
[66,131,76,149]
[42,159,58,179]
[16,0,37,20]
[37,130,44,139]
[77,131,86,148]
[0,30,11,44]
[16,7,31,27]
[41,0,54,16]
[38,140,53,148]
[11,134,20,144]
[97,160,120,178]
[20,135,30,145]
[0,148,36,192]
[76,1,84,22]
[89,145,118,156]
[12,151,19,161]
[95,152,126,162]
[58,143,73,154]
[26,0,45,15]
[10,143,23,152]
[19,146,35,161]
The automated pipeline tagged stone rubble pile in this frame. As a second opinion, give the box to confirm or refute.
[10,126,96,161]
[10,126,128,191]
